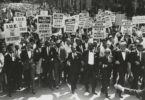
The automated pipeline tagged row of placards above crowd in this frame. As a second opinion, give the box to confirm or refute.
[0,9,145,44]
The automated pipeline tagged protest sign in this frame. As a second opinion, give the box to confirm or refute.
[84,17,93,29]
[93,20,106,39]
[13,17,27,33]
[78,13,89,28]
[102,16,112,28]
[40,11,48,16]
[132,16,145,24]
[26,11,33,17]
[64,16,78,33]
[4,23,20,44]
[15,12,25,17]
[115,14,126,26]
[140,26,145,33]
[121,20,132,35]
[53,13,64,28]
[37,15,52,39]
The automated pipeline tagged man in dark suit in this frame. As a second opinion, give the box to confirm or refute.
[82,43,99,95]
[114,41,130,98]
[41,41,51,81]
[100,48,113,98]
[112,43,120,85]
[21,44,35,94]
[67,46,82,94]
[42,40,57,89]
[54,40,67,88]
[4,44,15,97]
[136,44,145,89]
[128,44,142,89]
[14,44,23,90]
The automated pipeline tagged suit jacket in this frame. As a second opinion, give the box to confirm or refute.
[20,50,33,70]
[4,53,15,75]
[140,51,145,67]
[82,43,88,52]
[41,47,50,61]
[124,88,145,100]
[76,45,83,54]
[41,46,57,61]
[21,50,33,62]
[55,47,67,62]
[82,50,99,68]
[67,52,82,73]
[114,50,130,69]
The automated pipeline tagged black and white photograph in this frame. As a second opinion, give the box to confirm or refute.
[0,0,144,100]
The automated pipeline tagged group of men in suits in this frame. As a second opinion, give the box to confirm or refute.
[0,34,144,99]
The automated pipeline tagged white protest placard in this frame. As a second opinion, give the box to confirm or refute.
[40,11,48,16]
[84,17,93,29]
[53,13,64,28]
[37,15,52,39]
[141,26,145,33]
[78,12,89,28]
[64,16,77,33]
[121,20,132,35]
[132,16,145,24]
[111,13,116,23]
[115,14,126,26]
[26,11,33,17]
[4,23,20,44]
[93,20,106,39]
[13,17,27,33]
[15,12,25,17]
[102,16,112,28]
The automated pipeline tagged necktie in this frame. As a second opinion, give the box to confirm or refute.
[140,52,142,61]
[47,47,49,56]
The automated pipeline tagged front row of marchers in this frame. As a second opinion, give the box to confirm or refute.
[0,39,144,99]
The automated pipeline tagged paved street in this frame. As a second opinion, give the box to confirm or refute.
[0,83,138,100]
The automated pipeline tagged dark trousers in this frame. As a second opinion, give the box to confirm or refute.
[7,74,13,95]
[118,65,127,95]
[131,67,140,89]
[42,61,49,80]
[63,63,70,83]
[48,61,55,89]
[101,67,111,94]
[54,59,61,87]
[84,65,97,93]
[23,69,31,88]
[112,64,119,84]
[70,69,78,93]
[14,61,23,89]
[23,65,35,91]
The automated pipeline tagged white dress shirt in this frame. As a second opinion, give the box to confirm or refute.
[88,51,94,65]
[122,52,126,61]
[0,53,4,72]
[28,51,31,59]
